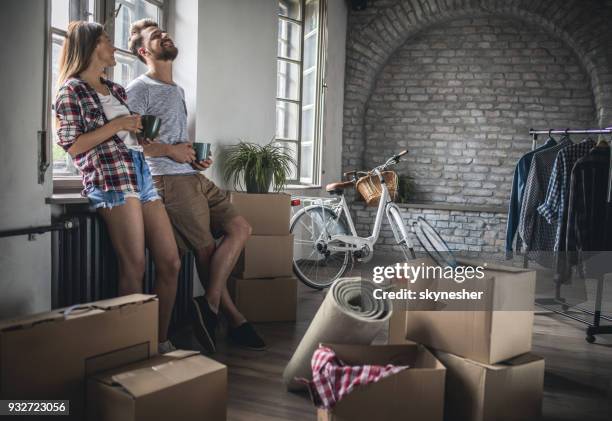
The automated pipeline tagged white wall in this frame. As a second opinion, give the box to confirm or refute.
[168,0,199,141]
[193,0,347,192]
[0,0,52,318]
[195,0,278,187]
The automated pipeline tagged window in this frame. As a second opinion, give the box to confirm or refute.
[276,0,327,186]
[50,0,166,180]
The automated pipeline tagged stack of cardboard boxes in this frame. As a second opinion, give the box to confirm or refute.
[0,295,227,420]
[388,258,545,421]
[229,192,297,322]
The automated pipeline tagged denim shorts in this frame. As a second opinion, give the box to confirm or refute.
[87,149,161,210]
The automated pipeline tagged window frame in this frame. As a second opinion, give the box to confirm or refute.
[49,0,169,191]
[276,0,327,188]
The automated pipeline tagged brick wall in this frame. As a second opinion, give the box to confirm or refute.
[344,1,612,173]
[351,202,507,253]
[364,16,595,206]
[341,0,612,254]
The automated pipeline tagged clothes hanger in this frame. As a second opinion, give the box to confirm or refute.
[558,128,571,143]
[548,128,557,143]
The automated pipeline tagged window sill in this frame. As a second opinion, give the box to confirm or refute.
[53,176,82,194]
[286,184,322,190]
[46,193,87,205]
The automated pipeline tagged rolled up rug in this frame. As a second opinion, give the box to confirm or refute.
[283,277,393,391]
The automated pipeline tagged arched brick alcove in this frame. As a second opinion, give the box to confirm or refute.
[343,0,612,172]
[343,0,612,254]
[365,15,596,206]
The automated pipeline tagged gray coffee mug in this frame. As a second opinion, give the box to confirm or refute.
[193,142,212,161]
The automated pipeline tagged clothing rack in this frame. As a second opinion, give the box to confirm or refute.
[529,128,612,201]
[529,128,612,148]
[527,128,612,343]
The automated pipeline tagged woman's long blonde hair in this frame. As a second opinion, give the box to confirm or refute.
[57,21,104,87]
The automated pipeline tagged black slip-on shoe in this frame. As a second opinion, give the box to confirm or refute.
[190,296,218,354]
[228,322,267,351]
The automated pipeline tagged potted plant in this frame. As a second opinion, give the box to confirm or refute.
[396,174,415,203]
[223,140,296,193]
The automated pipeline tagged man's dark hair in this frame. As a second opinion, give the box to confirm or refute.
[128,18,159,63]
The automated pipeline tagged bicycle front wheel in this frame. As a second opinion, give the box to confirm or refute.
[290,205,352,289]
[387,205,416,261]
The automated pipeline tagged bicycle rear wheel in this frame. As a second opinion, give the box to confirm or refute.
[290,205,352,289]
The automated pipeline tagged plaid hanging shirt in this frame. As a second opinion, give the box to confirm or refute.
[506,137,557,255]
[518,138,572,265]
[301,346,409,409]
[537,139,595,251]
[55,77,139,196]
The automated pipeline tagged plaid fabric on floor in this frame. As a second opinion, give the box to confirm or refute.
[300,346,409,409]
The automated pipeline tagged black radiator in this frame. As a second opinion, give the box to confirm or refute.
[51,214,194,332]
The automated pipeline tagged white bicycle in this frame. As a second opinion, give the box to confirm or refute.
[290,150,419,289]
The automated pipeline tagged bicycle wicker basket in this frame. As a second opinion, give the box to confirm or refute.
[356,171,398,206]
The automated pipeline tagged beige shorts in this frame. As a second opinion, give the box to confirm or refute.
[153,174,239,253]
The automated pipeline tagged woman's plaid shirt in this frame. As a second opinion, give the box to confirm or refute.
[55,77,139,196]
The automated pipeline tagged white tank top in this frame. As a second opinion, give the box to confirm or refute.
[98,92,142,151]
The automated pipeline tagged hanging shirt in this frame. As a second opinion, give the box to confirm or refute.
[566,146,612,253]
[518,138,573,261]
[537,138,596,251]
[505,138,556,254]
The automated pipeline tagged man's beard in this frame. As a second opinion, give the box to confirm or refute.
[154,45,178,61]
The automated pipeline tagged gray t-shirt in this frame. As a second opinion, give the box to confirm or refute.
[126,74,196,176]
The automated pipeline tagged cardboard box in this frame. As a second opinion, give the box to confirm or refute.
[0,294,158,420]
[230,192,291,235]
[390,258,536,364]
[387,274,410,344]
[230,277,297,322]
[387,306,409,345]
[88,350,227,421]
[316,343,446,421]
[235,234,294,279]
[433,350,544,421]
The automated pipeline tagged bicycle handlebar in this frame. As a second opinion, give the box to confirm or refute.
[345,150,408,181]
[377,150,408,172]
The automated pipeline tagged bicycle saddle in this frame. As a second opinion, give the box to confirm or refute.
[325,180,354,195]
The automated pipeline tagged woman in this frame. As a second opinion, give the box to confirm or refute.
[55,21,180,353]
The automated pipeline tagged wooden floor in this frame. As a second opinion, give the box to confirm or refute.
[173,273,612,421]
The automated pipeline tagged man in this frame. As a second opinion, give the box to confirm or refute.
[126,19,265,353]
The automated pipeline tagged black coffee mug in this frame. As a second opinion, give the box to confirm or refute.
[140,115,162,140]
